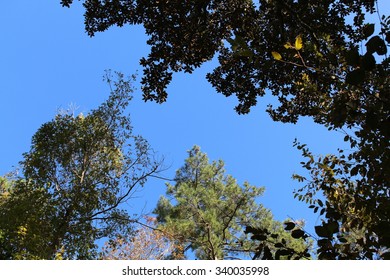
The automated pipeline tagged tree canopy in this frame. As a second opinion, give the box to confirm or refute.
[1,0,388,260]
[154,146,309,260]
[60,1,388,116]
[60,0,389,259]
[0,72,164,259]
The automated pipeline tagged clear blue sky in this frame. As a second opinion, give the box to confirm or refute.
[1,1,388,251]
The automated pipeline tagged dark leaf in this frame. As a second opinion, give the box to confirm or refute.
[346,69,365,86]
[252,234,267,241]
[275,243,284,248]
[278,249,291,256]
[315,225,330,238]
[253,244,264,260]
[245,226,257,235]
[361,53,376,71]
[350,165,359,176]
[359,165,367,177]
[328,221,339,234]
[238,49,254,58]
[263,245,273,260]
[318,238,332,248]
[291,229,305,239]
[381,252,390,260]
[338,237,348,243]
[362,23,375,39]
[345,48,360,67]
[284,222,295,231]
[366,36,387,55]
[318,251,333,260]
[386,32,390,44]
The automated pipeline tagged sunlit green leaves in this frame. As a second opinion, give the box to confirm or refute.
[0,72,162,259]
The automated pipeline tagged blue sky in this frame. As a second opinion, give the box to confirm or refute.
[1,1,388,251]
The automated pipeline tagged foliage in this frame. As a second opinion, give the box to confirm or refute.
[0,71,164,259]
[245,219,312,260]
[154,146,309,260]
[60,0,389,259]
[60,1,387,115]
[290,141,389,259]
[100,216,182,260]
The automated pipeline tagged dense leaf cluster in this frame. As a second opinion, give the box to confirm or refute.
[61,1,388,118]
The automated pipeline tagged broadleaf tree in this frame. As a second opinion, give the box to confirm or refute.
[0,71,164,259]
[154,146,310,260]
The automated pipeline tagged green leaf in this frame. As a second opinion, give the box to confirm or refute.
[362,23,375,39]
[272,51,282,61]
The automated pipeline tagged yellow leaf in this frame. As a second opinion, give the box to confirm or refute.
[295,35,303,50]
[284,42,293,49]
[271,51,282,61]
